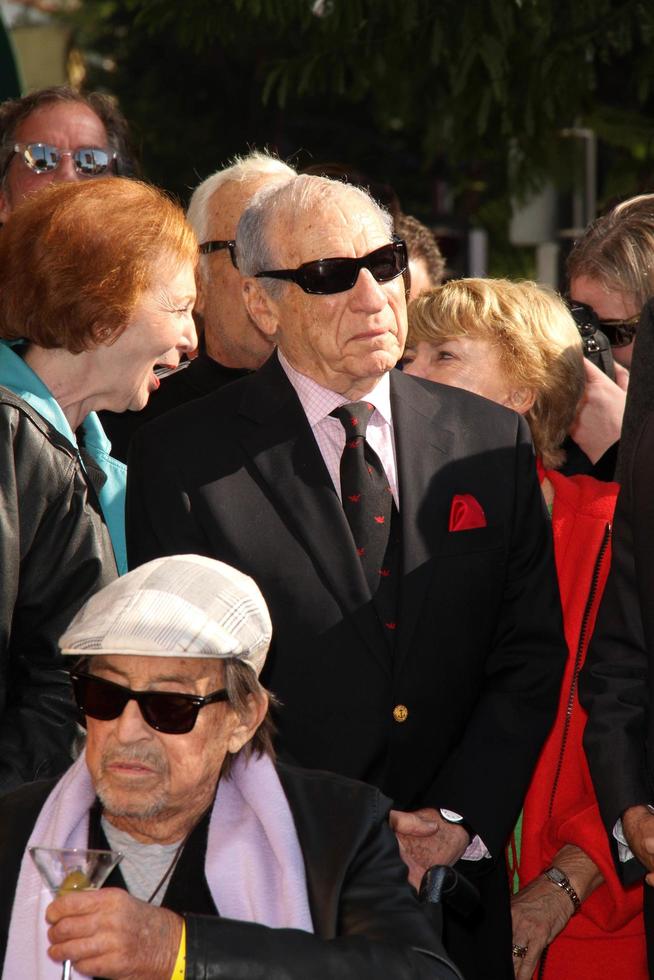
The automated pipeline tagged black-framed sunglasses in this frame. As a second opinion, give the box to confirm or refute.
[596,313,639,348]
[567,298,639,349]
[9,142,118,177]
[199,239,238,269]
[69,671,229,735]
[255,237,408,295]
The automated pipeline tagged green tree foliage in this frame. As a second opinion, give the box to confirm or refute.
[65,0,654,267]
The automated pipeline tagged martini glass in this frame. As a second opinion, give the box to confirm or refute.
[29,846,123,980]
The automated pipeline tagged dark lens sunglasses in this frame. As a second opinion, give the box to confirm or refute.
[566,298,639,349]
[596,314,639,348]
[255,237,408,295]
[11,142,117,177]
[199,239,238,269]
[69,671,229,735]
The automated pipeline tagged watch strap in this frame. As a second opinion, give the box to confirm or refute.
[543,866,581,913]
[439,808,475,840]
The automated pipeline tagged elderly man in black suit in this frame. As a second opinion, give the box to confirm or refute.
[127,175,567,979]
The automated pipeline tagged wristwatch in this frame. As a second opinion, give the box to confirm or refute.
[439,808,474,839]
[543,866,581,913]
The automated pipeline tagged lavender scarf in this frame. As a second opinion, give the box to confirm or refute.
[3,750,313,979]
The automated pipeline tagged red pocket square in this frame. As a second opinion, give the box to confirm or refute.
[449,494,487,532]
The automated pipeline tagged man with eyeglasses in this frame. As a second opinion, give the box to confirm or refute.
[0,85,136,223]
[0,554,460,980]
[99,151,296,463]
[127,174,566,979]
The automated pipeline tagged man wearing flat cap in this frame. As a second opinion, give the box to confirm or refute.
[0,554,459,980]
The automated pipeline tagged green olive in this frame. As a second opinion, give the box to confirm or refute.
[58,869,91,893]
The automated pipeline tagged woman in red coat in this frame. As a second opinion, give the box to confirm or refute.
[404,278,646,979]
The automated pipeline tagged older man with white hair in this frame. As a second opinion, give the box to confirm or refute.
[100,151,296,462]
[188,150,296,370]
[127,173,567,979]
[0,554,459,980]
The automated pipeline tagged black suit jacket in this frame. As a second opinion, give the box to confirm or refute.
[0,764,460,980]
[580,409,654,885]
[127,354,565,859]
[99,351,248,463]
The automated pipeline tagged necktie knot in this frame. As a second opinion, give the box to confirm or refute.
[330,401,375,439]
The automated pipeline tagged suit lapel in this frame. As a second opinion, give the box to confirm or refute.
[391,372,455,673]
[236,355,389,670]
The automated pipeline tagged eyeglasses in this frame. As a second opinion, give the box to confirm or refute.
[567,299,639,348]
[69,671,229,735]
[199,239,238,269]
[595,314,639,348]
[255,237,408,295]
[9,142,118,177]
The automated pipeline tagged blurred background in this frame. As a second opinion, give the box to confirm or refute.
[2,0,653,286]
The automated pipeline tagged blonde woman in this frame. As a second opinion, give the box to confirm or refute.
[404,279,645,980]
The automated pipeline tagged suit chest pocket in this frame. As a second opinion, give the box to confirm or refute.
[437,523,504,558]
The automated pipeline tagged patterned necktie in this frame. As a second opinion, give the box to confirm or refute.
[330,401,393,593]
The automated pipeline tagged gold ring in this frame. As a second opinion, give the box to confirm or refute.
[512,944,528,959]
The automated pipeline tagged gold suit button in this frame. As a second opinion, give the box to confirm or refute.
[393,704,409,723]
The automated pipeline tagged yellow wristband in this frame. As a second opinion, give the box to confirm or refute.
[170,918,186,980]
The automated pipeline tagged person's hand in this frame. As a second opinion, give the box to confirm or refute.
[622,805,654,881]
[46,887,182,980]
[510,875,574,978]
[511,845,602,974]
[569,358,628,464]
[389,807,470,888]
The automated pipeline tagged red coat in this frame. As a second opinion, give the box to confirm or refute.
[518,469,646,979]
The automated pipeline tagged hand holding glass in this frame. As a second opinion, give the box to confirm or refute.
[29,846,123,980]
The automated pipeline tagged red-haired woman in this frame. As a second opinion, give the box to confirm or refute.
[0,177,197,792]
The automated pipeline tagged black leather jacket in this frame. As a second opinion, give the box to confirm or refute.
[0,388,117,795]
[184,764,461,979]
[0,763,461,979]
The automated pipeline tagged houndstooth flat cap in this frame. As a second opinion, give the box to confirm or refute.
[59,555,272,676]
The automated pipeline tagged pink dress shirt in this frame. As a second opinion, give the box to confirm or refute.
[277,351,399,508]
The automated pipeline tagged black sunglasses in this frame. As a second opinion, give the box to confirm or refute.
[567,298,639,349]
[10,142,117,177]
[199,239,238,269]
[255,237,408,295]
[596,314,639,348]
[69,671,229,735]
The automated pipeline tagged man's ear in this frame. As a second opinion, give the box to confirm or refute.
[226,692,269,755]
[506,387,536,415]
[242,279,279,338]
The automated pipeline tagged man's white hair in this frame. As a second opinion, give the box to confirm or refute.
[186,150,297,247]
[236,174,394,298]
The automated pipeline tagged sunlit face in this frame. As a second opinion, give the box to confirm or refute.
[85,655,247,838]
[402,336,519,407]
[569,274,639,369]
[196,176,285,369]
[255,197,407,397]
[102,258,197,412]
[0,102,111,222]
